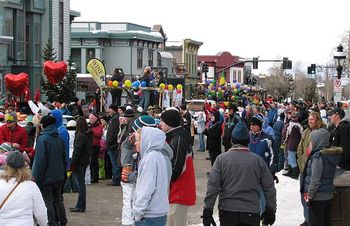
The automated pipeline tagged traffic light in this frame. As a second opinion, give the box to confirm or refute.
[307,64,316,74]
[282,57,292,69]
[202,63,209,73]
[253,57,258,69]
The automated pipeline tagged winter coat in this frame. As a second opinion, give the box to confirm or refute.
[71,130,93,168]
[32,124,66,188]
[330,120,350,170]
[222,113,241,148]
[106,113,120,151]
[267,108,278,126]
[273,120,284,148]
[165,126,196,206]
[248,131,278,173]
[133,127,173,221]
[196,114,206,134]
[297,127,312,172]
[204,144,276,213]
[282,121,303,151]
[0,178,48,226]
[301,147,343,201]
[91,122,103,147]
[203,121,222,154]
[50,109,70,168]
[0,124,28,152]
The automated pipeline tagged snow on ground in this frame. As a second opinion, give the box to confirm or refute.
[189,171,304,226]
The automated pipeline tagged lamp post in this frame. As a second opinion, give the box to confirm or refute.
[334,44,346,79]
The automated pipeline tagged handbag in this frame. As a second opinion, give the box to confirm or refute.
[0,182,21,210]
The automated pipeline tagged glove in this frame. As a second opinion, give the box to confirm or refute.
[201,208,216,226]
[261,208,276,225]
[303,192,312,206]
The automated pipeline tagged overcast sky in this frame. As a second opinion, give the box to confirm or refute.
[71,0,350,74]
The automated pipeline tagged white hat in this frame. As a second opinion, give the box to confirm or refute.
[137,106,143,113]
[67,120,76,128]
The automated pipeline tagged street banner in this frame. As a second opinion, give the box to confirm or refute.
[86,58,106,87]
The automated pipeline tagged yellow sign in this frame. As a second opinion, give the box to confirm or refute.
[86,58,106,87]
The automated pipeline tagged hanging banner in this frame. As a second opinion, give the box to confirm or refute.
[86,58,106,87]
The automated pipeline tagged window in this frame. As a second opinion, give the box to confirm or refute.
[137,48,143,69]
[4,9,14,60]
[157,52,161,67]
[238,70,242,83]
[86,48,95,63]
[233,70,237,82]
[34,23,41,63]
[25,24,30,62]
[148,49,153,66]
[71,49,81,73]
[59,1,64,60]
[16,10,25,61]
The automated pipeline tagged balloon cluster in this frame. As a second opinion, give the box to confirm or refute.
[107,79,132,89]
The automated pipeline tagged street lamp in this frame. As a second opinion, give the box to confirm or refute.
[334,44,346,79]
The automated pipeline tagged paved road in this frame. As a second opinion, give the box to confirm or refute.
[63,139,211,225]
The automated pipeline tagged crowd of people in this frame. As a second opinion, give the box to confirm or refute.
[0,93,349,226]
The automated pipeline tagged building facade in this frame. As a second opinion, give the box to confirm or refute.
[0,0,76,96]
[198,51,244,84]
[70,21,165,77]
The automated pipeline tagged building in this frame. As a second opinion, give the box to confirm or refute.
[0,0,78,95]
[70,21,166,77]
[198,51,244,84]
[166,39,203,99]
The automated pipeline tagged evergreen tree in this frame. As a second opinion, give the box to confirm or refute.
[41,39,76,103]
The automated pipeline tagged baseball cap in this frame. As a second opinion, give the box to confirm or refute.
[329,108,345,119]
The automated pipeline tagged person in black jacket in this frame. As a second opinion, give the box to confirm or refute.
[222,104,241,151]
[203,111,223,166]
[32,115,67,225]
[106,104,121,186]
[70,116,93,213]
[329,108,350,172]
[111,68,125,106]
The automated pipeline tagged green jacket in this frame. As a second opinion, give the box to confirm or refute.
[297,127,311,172]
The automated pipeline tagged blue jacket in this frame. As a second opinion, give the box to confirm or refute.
[273,120,284,147]
[267,108,278,125]
[50,109,70,168]
[248,131,277,173]
[32,124,66,188]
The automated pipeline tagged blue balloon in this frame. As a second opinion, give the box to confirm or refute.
[132,81,140,87]
[233,79,237,83]
[236,83,241,89]
[141,81,147,87]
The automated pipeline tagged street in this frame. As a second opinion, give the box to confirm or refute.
[63,136,303,226]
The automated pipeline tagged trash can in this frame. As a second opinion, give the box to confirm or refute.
[332,171,350,226]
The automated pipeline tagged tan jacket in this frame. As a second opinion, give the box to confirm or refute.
[297,127,311,172]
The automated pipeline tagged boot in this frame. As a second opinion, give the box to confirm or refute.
[283,165,292,176]
[290,167,300,179]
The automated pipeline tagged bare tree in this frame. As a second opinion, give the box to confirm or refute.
[263,66,294,101]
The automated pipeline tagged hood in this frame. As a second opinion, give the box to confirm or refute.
[160,142,173,160]
[43,124,59,137]
[320,147,343,156]
[50,109,63,128]
[140,127,166,158]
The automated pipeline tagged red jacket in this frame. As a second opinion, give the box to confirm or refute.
[169,154,196,205]
[0,124,29,152]
[91,122,103,147]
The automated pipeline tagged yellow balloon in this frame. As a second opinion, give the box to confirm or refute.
[159,83,165,89]
[112,80,119,87]
[176,84,183,90]
[168,84,174,91]
[124,80,132,88]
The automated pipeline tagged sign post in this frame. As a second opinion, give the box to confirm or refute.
[334,79,342,104]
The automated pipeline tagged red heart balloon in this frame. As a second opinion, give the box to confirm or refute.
[43,60,67,84]
[5,73,29,97]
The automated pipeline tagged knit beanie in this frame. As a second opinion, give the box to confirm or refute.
[132,115,156,132]
[123,109,135,118]
[160,109,182,128]
[0,143,14,152]
[310,128,330,150]
[6,151,25,169]
[232,122,249,141]
[251,114,264,128]
[40,115,56,128]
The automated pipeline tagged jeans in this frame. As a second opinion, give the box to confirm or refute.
[41,183,67,226]
[107,149,121,184]
[90,146,100,182]
[219,210,260,226]
[258,186,266,215]
[287,150,297,168]
[198,133,205,151]
[72,165,87,210]
[300,192,309,224]
[139,90,150,111]
[111,89,123,106]
[135,215,167,226]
